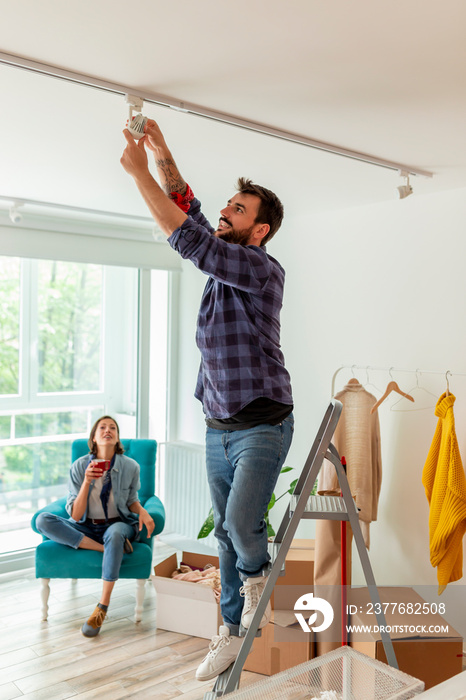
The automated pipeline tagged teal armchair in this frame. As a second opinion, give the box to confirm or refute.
[31,438,165,621]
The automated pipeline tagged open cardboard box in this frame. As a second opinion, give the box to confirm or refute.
[349,587,463,690]
[151,551,221,640]
[152,540,315,655]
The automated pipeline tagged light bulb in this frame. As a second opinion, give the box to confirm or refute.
[127,113,148,140]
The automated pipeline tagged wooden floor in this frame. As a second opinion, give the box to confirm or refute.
[5,544,462,700]
[0,549,265,700]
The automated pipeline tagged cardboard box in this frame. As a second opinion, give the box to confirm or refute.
[152,541,315,655]
[244,610,314,675]
[151,551,221,640]
[271,538,315,608]
[244,539,316,675]
[349,587,463,690]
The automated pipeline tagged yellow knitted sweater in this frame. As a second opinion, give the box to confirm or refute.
[422,393,466,593]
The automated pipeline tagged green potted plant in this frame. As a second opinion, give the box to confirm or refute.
[197,467,316,540]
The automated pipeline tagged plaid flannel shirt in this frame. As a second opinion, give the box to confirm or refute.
[168,197,293,419]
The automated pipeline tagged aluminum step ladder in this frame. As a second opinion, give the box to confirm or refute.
[204,399,397,699]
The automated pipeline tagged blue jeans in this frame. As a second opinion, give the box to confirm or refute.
[35,512,137,582]
[206,414,294,634]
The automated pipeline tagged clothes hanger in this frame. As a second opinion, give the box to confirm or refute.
[391,369,437,412]
[370,368,415,414]
[445,370,452,397]
[363,366,382,395]
[346,365,362,387]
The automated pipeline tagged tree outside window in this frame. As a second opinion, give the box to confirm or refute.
[37,261,102,393]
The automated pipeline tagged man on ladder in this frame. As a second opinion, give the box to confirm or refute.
[121,119,294,681]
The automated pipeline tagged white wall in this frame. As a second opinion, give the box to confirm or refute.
[273,185,466,638]
[175,185,466,638]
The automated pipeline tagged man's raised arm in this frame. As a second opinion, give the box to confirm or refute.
[143,119,188,197]
[120,129,187,237]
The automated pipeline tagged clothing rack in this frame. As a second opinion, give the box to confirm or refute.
[331,365,466,398]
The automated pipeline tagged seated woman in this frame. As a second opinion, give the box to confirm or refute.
[35,415,154,637]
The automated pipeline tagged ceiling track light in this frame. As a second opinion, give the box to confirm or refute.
[125,94,148,140]
[0,51,434,179]
[396,171,413,199]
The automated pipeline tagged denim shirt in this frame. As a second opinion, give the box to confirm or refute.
[65,453,140,524]
[168,197,293,419]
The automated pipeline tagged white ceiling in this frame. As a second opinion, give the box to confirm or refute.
[1,0,465,224]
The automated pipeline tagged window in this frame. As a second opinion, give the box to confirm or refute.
[0,258,20,396]
[37,260,103,393]
[0,256,169,557]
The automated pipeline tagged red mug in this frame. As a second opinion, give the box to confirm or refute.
[94,460,110,475]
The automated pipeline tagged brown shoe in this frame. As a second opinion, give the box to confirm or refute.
[81,604,107,637]
[124,537,133,554]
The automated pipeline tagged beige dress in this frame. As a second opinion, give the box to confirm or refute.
[317,380,382,549]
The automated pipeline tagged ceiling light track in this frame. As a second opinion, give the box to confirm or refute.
[0,51,434,179]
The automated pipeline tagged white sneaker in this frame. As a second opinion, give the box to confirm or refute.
[196,626,243,682]
[239,576,271,629]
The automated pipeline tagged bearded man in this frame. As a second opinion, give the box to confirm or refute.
[121,120,294,681]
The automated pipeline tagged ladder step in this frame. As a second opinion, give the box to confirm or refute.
[290,494,353,520]
[267,541,286,575]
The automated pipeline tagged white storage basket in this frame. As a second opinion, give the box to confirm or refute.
[228,646,424,700]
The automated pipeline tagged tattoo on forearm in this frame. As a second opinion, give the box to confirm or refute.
[154,157,187,195]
